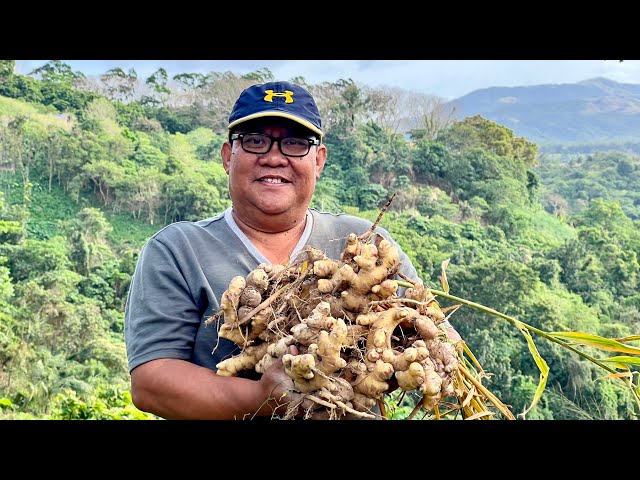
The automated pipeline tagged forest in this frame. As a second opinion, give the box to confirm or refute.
[0,60,639,420]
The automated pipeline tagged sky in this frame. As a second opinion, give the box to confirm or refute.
[13,60,640,101]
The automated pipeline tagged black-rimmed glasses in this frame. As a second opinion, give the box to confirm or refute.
[231,133,320,157]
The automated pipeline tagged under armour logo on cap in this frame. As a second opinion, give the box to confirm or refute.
[263,90,294,103]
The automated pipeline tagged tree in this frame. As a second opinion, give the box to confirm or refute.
[44,125,66,192]
[0,60,15,79]
[439,115,538,169]
[26,61,96,112]
[17,119,49,184]
[196,72,253,132]
[0,73,43,104]
[406,93,457,140]
[357,121,412,189]
[412,139,449,183]
[0,192,24,245]
[61,207,113,276]
[366,86,404,133]
[162,169,228,223]
[617,159,634,176]
[142,68,172,107]
[29,60,85,87]
[241,68,274,83]
[543,193,570,218]
[173,72,208,90]
[312,79,372,136]
[1,236,69,282]
[81,160,125,206]
[357,183,389,210]
[171,72,208,109]
[99,68,139,103]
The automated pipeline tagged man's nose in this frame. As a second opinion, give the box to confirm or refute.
[258,140,289,165]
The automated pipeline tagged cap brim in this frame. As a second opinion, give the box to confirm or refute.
[228,111,323,138]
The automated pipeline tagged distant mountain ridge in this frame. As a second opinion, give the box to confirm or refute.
[446,77,640,144]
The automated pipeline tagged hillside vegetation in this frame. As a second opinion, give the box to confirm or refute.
[0,61,639,420]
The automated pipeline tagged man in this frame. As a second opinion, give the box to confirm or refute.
[124,81,456,420]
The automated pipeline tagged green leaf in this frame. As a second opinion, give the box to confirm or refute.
[515,321,549,419]
[549,332,640,355]
[440,258,450,293]
[600,356,640,370]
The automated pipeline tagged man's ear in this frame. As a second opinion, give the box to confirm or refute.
[315,144,327,180]
[221,141,232,174]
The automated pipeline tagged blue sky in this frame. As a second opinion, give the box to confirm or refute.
[14,60,640,100]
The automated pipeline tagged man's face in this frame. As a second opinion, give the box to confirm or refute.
[221,118,327,231]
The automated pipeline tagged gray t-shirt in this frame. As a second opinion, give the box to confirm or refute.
[124,207,419,373]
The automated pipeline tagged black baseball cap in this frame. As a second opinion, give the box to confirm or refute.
[228,81,323,138]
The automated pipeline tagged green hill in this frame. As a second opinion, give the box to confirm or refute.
[447,77,640,144]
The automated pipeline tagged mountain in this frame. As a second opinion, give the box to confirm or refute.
[445,77,640,145]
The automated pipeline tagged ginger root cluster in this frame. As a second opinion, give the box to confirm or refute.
[206,232,460,419]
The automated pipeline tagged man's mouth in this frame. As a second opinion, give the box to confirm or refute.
[257,177,289,184]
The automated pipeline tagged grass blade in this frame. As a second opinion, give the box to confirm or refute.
[548,332,640,354]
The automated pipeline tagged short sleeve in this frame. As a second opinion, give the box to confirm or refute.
[124,237,202,372]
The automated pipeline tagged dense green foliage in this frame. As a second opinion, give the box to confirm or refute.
[537,151,640,220]
[1,61,639,420]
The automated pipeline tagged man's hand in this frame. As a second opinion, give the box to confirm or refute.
[258,345,303,417]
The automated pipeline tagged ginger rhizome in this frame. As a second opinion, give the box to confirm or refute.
[205,231,462,420]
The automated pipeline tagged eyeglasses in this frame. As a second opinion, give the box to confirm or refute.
[231,133,320,157]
